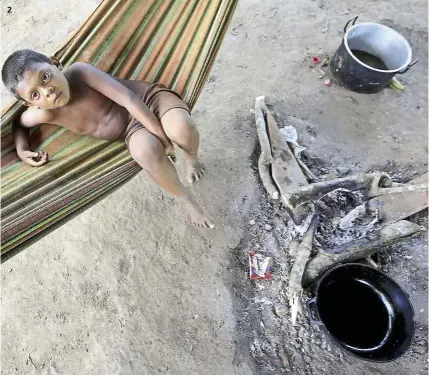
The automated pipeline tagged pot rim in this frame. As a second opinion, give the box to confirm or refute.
[344,22,412,74]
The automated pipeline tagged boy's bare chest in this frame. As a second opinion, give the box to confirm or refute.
[52,85,116,133]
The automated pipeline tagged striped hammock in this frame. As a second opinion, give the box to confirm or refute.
[1,0,238,257]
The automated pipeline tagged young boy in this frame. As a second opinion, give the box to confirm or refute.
[2,49,214,228]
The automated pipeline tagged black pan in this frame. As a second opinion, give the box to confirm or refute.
[307,263,414,362]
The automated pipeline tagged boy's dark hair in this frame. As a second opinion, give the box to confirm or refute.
[2,49,52,98]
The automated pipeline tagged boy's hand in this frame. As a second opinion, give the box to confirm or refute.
[18,150,49,167]
[164,141,176,162]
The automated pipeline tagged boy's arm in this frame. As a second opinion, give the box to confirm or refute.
[14,108,50,166]
[71,62,175,158]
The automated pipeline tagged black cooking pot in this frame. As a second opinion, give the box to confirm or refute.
[330,16,419,93]
[307,263,414,362]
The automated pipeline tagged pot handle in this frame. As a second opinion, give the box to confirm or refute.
[306,297,323,325]
[398,58,419,74]
[344,15,359,33]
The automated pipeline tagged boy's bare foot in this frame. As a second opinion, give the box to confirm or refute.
[179,190,214,228]
[184,153,206,184]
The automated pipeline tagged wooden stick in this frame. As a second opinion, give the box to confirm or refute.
[296,158,319,182]
[264,101,308,191]
[254,96,279,200]
[258,156,279,200]
[302,220,422,287]
[254,96,272,164]
[262,98,312,224]
[367,174,428,223]
[284,172,390,209]
[368,183,428,199]
[408,172,428,184]
[289,213,319,325]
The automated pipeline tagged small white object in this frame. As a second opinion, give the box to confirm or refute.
[279,126,306,157]
[257,257,270,277]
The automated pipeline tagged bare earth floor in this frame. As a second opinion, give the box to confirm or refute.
[1,0,427,374]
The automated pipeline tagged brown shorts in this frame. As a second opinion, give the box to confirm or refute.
[125,83,190,148]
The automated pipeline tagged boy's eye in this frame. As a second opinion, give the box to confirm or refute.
[32,92,39,100]
[41,72,50,82]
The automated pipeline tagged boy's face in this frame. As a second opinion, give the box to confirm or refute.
[15,61,71,109]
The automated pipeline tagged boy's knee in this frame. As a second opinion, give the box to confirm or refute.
[130,133,165,166]
[163,110,198,139]
[183,118,198,135]
[173,117,199,141]
[180,114,197,131]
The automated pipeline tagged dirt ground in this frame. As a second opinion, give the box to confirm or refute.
[1,0,428,375]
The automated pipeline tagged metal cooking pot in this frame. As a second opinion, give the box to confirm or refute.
[330,16,419,93]
[307,263,414,362]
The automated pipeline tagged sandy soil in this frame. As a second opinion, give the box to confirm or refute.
[1,0,427,374]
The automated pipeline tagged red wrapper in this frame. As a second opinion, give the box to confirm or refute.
[249,252,273,280]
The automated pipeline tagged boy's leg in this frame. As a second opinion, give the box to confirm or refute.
[128,128,214,228]
[160,108,205,184]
